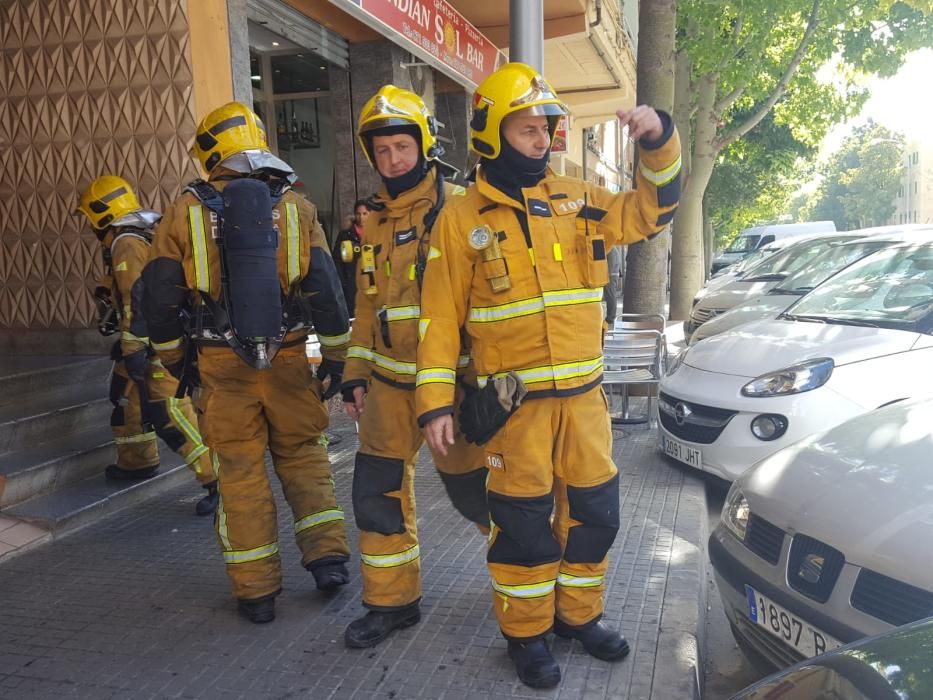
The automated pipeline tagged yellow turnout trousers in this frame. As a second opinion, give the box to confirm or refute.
[354,378,487,610]
[195,347,350,600]
[109,361,214,483]
[482,388,619,641]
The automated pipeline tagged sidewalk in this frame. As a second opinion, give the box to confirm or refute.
[0,409,706,700]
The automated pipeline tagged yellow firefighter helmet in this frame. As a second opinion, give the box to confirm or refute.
[469,62,568,159]
[76,175,142,232]
[191,101,269,175]
[356,85,441,168]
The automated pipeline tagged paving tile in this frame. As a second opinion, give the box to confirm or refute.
[0,522,47,548]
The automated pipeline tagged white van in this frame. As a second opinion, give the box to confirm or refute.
[710,221,837,274]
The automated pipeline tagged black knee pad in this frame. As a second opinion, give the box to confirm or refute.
[438,467,489,528]
[487,491,561,566]
[564,474,620,564]
[108,374,128,405]
[110,404,125,428]
[352,453,405,535]
[154,425,186,451]
[147,401,170,429]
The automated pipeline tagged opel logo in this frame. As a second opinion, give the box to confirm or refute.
[799,554,825,584]
[674,402,692,426]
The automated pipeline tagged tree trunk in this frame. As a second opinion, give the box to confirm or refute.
[703,206,714,277]
[669,73,716,319]
[623,0,676,316]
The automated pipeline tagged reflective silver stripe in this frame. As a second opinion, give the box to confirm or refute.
[416,367,456,387]
[457,354,470,368]
[152,337,182,351]
[184,444,210,470]
[491,578,556,599]
[114,431,157,445]
[386,305,421,322]
[318,330,351,347]
[188,204,211,293]
[557,572,604,588]
[639,155,682,186]
[222,542,279,564]
[285,201,301,283]
[478,357,604,387]
[295,508,344,534]
[347,346,373,361]
[469,288,602,323]
[361,544,420,568]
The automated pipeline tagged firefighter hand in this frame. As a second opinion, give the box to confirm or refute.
[123,349,150,383]
[344,386,366,420]
[316,358,344,400]
[424,414,455,456]
[616,105,663,142]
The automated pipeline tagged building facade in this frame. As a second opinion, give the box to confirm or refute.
[892,141,933,226]
[0,0,637,353]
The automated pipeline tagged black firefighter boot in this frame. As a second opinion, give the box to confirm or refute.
[507,639,561,689]
[344,603,421,648]
[195,481,219,517]
[554,618,630,661]
[306,559,350,592]
[237,593,276,624]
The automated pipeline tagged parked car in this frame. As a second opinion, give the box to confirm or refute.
[731,616,933,699]
[687,233,860,343]
[660,240,933,481]
[710,396,933,676]
[691,226,933,344]
[710,221,837,274]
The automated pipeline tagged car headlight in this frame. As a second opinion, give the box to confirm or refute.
[722,484,750,541]
[666,349,686,376]
[741,358,834,397]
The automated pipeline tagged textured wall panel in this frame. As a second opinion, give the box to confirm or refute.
[0,0,200,329]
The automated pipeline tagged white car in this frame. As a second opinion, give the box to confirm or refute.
[660,240,933,481]
[686,234,860,342]
[691,226,933,344]
[709,395,933,670]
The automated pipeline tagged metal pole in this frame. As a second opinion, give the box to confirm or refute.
[509,0,544,71]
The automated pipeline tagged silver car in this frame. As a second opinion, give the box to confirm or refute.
[709,396,933,671]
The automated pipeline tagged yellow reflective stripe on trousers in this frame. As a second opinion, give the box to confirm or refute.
[167,397,202,446]
[639,154,682,186]
[416,367,456,387]
[188,204,211,293]
[217,491,231,550]
[184,444,210,471]
[285,202,301,284]
[386,305,421,322]
[557,572,604,588]
[478,356,604,387]
[492,578,556,599]
[151,337,182,351]
[222,541,279,564]
[360,544,420,568]
[294,508,345,534]
[114,431,157,445]
[318,330,351,347]
[346,347,415,375]
[468,288,603,323]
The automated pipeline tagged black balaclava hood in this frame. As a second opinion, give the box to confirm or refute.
[366,124,428,199]
[482,129,550,202]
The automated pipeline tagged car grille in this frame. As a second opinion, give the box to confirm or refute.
[658,392,738,444]
[744,514,785,565]
[733,614,804,669]
[786,535,845,603]
[689,307,723,326]
[850,568,933,626]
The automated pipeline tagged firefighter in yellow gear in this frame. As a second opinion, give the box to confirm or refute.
[341,85,489,649]
[141,103,351,623]
[417,63,682,689]
[76,176,218,516]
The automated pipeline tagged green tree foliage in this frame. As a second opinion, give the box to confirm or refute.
[802,121,904,229]
[705,112,814,247]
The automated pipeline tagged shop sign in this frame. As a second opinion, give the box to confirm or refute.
[330,0,504,88]
[551,115,570,154]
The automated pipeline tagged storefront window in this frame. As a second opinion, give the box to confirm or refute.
[270,53,329,94]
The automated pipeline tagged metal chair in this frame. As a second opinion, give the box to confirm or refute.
[602,313,667,426]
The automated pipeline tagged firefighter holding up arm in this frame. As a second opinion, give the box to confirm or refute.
[416,63,682,688]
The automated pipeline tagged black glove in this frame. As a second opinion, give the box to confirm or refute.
[123,348,150,383]
[458,372,528,445]
[316,358,344,400]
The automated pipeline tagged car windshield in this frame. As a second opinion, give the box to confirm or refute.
[740,237,848,281]
[786,244,933,333]
[770,240,889,295]
[725,234,761,253]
